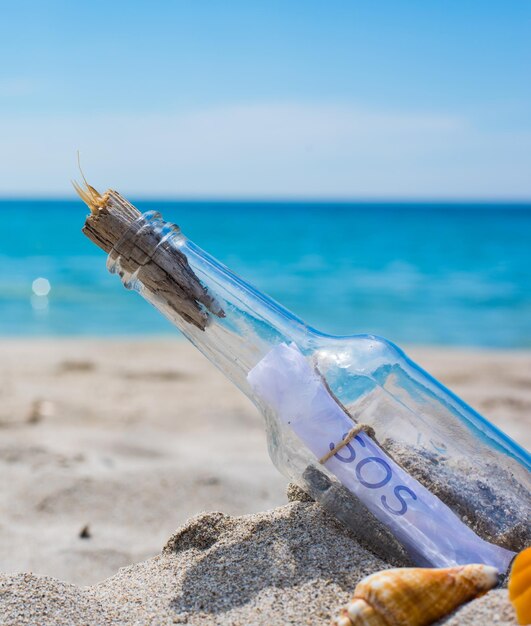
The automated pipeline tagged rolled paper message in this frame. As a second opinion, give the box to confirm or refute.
[248,343,515,570]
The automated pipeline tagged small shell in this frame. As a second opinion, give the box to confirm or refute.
[332,564,499,626]
[508,546,531,625]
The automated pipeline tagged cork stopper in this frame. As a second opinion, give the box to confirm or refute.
[76,182,224,330]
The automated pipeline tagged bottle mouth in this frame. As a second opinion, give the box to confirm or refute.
[79,187,223,330]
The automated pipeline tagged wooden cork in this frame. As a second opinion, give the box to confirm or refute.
[77,183,224,331]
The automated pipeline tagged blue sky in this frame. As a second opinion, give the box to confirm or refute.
[1,1,530,198]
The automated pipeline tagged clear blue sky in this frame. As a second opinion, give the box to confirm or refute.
[1,0,530,198]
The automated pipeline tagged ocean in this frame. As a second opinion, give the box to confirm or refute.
[1,200,530,348]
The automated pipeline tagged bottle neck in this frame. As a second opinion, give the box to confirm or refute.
[107,210,313,395]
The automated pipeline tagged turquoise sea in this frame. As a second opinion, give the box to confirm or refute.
[1,200,530,348]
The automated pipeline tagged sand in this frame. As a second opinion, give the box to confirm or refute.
[0,339,528,624]
[0,501,519,625]
[0,501,518,625]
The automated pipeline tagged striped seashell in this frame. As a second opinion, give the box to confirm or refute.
[508,546,531,625]
[332,564,499,626]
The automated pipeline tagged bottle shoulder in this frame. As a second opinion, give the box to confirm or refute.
[301,330,405,370]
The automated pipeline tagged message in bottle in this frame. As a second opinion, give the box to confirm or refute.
[248,343,514,570]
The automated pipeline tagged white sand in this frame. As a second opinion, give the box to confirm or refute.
[0,501,518,625]
[0,339,528,624]
[0,502,518,625]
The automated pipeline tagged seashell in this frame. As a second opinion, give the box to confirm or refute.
[508,546,531,625]
[332,564,499,626]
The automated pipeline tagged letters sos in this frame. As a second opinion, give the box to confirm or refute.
[330,432,417,516]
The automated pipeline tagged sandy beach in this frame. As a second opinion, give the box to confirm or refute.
[0,339,529,624]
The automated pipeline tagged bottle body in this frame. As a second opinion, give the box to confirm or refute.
[107,210,530,570]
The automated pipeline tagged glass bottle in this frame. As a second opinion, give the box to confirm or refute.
[101,208,530,573]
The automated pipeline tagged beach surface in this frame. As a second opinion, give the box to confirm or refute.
[0,339,528,624]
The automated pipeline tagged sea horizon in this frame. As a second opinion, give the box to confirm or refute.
[2,196,531,205]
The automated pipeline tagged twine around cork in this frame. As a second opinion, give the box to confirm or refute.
[313,362,378,464]
[319,423,376,464]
